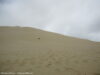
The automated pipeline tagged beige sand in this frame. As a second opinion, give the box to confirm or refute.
[0,27,100,75]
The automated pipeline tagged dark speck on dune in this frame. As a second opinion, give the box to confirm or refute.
[37,38,40,40]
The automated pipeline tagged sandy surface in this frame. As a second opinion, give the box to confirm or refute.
[0,27,100,75]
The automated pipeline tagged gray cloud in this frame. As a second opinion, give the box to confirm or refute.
[0,0,100,42]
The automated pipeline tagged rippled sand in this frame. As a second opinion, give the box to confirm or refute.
[0,27,100,75]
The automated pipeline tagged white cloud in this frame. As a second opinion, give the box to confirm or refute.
[0,0,100,42]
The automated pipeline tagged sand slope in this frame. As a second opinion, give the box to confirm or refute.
[0,27,100,75]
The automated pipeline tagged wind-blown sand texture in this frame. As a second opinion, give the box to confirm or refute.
[0,27,100,75]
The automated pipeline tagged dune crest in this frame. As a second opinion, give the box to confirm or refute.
[0,27,100,75]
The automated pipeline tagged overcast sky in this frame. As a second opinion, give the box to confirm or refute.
[0,0,100,42]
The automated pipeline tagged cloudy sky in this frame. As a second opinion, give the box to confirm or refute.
[0,0,100,42]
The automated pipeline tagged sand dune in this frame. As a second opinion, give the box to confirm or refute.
[0,27,100,75]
